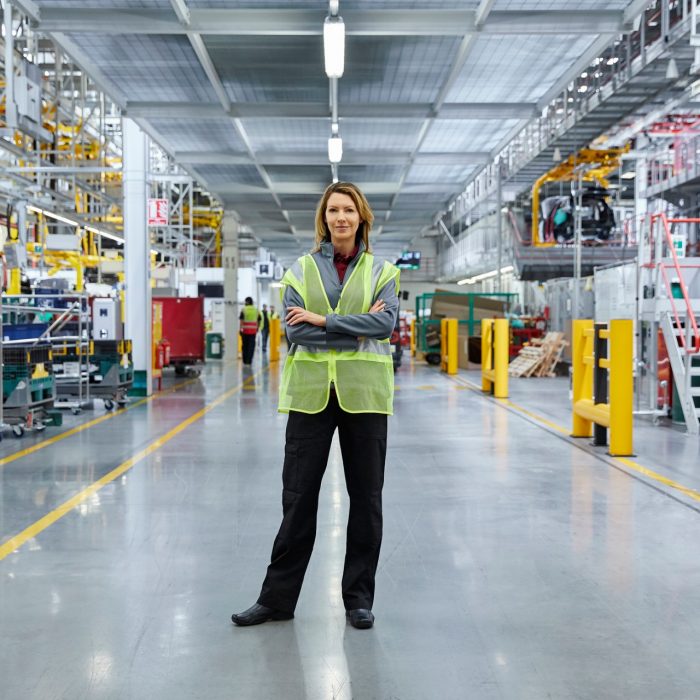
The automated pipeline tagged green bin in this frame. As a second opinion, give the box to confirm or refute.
[206,332,223,359]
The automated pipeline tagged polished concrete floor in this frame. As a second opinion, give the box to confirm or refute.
[2,351,700,699]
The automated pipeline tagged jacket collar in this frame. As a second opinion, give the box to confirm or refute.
[320,239,367,258]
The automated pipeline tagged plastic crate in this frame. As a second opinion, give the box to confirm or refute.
[2,323,49,342]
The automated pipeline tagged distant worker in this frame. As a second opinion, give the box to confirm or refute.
[239,296,259,365]
[259,303,270,352]
[232,181,399,630]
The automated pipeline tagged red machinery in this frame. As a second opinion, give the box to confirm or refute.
[153,296,204,375]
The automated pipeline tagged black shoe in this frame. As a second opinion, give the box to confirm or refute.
[231,603,294,627]
[346,608,374,629]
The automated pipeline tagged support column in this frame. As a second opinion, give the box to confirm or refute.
[123,118,152,395]
[222,211,239,360]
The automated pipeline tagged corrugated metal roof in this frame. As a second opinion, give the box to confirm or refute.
[30,0,648,261]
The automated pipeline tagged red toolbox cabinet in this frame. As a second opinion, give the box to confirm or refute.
[153,296,204,366]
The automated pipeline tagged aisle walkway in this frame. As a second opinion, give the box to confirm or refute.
[2,356,700,699]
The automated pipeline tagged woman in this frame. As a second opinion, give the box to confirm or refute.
[232,182,399,630]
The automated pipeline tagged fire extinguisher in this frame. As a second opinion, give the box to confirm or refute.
[160,338,171,366]
[153,341,164,370]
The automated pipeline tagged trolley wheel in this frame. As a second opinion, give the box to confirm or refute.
[117,399,127,408]
[104,399,115,411]
[175,366,186,376]
[35,422,46,432]
[71,408,82,416]
[425,352,441,366]
[185,368,201,378]
[12,425,24,438]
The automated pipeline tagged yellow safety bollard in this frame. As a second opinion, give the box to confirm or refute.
[481,319,493,392]
[440,318,458,375]
[238,333,242,357]
[270,318,280,363]
[609,319,633,456]
[410,318,416,357]
[481,319,509,398]
[571,319,594,438]
[493,318,509,398]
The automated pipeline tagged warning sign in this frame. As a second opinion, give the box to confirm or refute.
[148,198,169,226]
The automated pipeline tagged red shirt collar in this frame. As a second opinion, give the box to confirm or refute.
[333,245,359,263]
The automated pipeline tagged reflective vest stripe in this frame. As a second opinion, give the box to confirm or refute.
[278,252,400,415]
[241,306,259,335]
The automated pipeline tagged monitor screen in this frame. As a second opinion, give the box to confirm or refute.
[396,251,421,270]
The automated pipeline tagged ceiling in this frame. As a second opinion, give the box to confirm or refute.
[20,0,644,265]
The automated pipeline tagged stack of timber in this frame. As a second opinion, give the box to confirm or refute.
[508,332,568,378]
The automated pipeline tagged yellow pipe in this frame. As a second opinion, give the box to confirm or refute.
[481,318,493,393]
[599,358,611,369]
[493,317,509,398]
[609,319,634,456]
[571,319,594,437]
[269,318,280,363]
[446,318,458,375]
[574,398,611,427]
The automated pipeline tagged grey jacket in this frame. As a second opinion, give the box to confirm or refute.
[284,241,399,350]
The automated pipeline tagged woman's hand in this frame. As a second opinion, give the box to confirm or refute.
[286,306,327,327]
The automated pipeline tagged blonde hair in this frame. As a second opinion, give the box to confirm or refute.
[313,182,374,253]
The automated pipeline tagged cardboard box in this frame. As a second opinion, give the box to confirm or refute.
[430,291,507,335]
[457,333,471,369]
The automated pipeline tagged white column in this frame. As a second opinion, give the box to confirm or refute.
[222,211,239,359]
[123,118,152,394]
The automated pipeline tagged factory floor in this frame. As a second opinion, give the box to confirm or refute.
[2,350,700,699]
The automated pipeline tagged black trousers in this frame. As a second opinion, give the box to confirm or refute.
[261,328,269,351]
[258,394,387,613]
[241,333,256,364]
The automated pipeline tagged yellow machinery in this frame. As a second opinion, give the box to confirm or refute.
[531,145,629,247]
[481,318,509,399]
[571,319,633,457]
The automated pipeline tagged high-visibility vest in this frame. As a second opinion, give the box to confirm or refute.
[241,305,259,335]
[278,252,399,415]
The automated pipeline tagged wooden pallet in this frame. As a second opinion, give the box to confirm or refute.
[508,332,568,378]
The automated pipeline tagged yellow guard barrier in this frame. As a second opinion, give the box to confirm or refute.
[571,319,633,456]
[481,318,509,398]
[269,317,281,363]
[440,318,458,375]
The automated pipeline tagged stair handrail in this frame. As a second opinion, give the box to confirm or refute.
[651,213,700,354]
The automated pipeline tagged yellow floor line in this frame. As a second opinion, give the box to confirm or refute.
[449,373,700,505]
[0,369,262,562]
[0,359,244,468]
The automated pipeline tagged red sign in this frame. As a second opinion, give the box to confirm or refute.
[148,198,169,226]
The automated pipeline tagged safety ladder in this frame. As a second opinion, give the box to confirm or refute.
[651,213,700,434]
[661,315,700,434]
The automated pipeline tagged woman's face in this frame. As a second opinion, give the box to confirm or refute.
[325,192,361,249]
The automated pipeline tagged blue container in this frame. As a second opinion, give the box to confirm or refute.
[3,323,49,341]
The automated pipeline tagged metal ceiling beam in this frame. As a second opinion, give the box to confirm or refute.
[165,0,294,236]
[32,8,626,36]
[216,182,461,195]
[173,150,491,166]
[383,0,500,228]
[124,101,539,120]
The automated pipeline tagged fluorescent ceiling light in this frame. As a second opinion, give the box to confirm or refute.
[27,205,78,228]
[328,134,343,164]
[457,265,514,286]
[324,15,345,78]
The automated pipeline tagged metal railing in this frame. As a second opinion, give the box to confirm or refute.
[650,213,700,354]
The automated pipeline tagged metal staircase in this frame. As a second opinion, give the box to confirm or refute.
[661,314,700,434]
[651,213,700,435]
